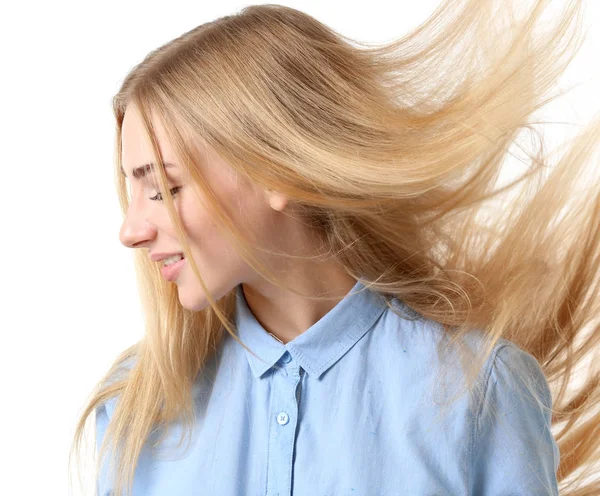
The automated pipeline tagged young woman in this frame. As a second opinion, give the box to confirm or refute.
[70,1,600,495]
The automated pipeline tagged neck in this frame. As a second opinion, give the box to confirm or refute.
[241,269,357,344]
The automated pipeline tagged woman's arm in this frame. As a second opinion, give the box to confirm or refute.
[471,343,560,495]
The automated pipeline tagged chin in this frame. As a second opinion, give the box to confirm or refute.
[176,279,232,312]
[176,288,210,313]
[178,295,207,312]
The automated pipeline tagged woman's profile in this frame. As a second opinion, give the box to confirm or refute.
[70,1,600,495]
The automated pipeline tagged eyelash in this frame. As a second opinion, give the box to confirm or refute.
[149,187,181,202]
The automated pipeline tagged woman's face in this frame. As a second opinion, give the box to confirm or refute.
[119,103,288,311]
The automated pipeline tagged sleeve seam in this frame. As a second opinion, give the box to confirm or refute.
[469,341,511,489]
[474,342,510,435]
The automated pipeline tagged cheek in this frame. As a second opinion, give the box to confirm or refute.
[178,181,271,256]
[177,194,237,256]
[179,205,218,245]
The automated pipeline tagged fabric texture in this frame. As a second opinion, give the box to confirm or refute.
[96,280,560,495]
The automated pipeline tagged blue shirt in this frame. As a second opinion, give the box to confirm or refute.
[96,280,560,495]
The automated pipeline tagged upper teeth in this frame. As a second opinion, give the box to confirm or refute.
[163,254,184,266]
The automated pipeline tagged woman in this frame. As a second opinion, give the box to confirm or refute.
[70,1,600,495]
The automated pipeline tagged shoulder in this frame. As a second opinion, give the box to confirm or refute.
[469,340,560,492]
[372,297,481,371]
[374,297,446,350]
[474,339,554,431]
[377,303,559,490]
[379,298,544,372]
[374,299,552,408]
[97,354,137,420]
[481,340,551,400]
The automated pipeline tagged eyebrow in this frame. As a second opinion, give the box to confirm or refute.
[120,162,177,179]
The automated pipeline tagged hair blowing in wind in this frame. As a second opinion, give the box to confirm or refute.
[70,1,600,494]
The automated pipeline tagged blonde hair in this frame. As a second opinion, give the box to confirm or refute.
[70,1,600,495]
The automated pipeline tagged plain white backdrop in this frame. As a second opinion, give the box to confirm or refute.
[0,1,598,494]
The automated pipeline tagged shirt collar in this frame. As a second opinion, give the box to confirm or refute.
[235,279,388,379]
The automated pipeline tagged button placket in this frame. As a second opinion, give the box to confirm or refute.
[266,362,302,496]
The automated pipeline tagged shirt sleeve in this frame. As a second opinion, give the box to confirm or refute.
[95,404,109,454]
[95,403,113,496]
[470,343,560,495]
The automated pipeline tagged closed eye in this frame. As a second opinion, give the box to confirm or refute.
[150,187,181,202]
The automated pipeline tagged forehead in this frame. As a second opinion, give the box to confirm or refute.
[121,104,177,179]
[119,103,252,196]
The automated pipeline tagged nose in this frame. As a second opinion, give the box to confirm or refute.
[119,200,157,248]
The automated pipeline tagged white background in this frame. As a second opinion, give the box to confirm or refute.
[0,1,598,495]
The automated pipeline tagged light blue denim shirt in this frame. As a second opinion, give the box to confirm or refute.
[96,280,560,495]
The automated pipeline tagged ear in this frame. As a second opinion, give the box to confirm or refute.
[264,190,289,212]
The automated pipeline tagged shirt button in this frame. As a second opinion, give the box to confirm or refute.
[276,412,289,425]
[281,351,292,363]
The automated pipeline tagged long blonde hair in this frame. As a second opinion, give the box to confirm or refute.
[70,1,600,495]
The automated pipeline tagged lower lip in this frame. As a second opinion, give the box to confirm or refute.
[160,257,186,281]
